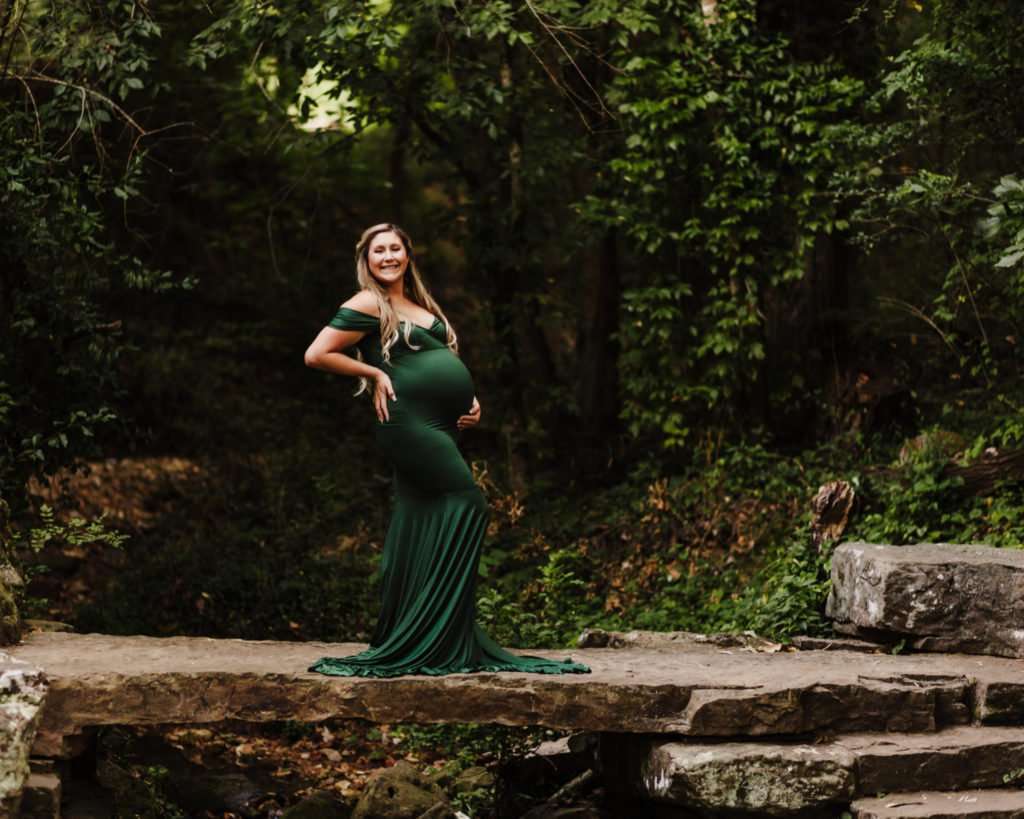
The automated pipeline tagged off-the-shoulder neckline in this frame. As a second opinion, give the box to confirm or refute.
[337,305,443,332]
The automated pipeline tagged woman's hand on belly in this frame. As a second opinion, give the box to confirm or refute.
[456,396,481,431]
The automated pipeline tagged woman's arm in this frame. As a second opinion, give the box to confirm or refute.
[304,290,380,376]
[303,327,379,379]
[304,292,397,422]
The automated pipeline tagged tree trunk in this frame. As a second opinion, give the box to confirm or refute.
[575,228,621,476]
[389,114,410,224]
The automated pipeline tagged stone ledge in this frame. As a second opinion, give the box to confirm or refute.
[851,788,1024,818]
[621,726,1024,815]
[7,632,1024,758]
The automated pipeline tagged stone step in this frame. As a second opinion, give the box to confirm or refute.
[827,541,1024,658]
[612,726,1024,815]
[851,789,1024,818]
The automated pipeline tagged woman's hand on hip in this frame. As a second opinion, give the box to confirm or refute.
[373,371,396,423]
[457,396,481,430]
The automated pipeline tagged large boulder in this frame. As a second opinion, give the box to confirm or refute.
[826,541,1024,658]
[0,654,49,815]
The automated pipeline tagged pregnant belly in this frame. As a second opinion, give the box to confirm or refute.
[387,349,475,426]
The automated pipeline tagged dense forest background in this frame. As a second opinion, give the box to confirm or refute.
[2,0,1024,649]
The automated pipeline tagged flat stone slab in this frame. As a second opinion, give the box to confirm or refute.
[852,789,1024,818]
[827,542,1024,658]
[7,632,1024,758]
[621,726,1024,814]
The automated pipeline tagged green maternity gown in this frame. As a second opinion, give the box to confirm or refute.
[307,306,591,678]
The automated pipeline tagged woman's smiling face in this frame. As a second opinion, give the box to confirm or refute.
[367,230,409,285]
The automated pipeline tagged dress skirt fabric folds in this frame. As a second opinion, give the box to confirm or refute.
[307,307,591,678]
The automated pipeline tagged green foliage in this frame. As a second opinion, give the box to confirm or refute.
[0,0,194,585]
[982,175,1024,297]
[851,446,968,544]
[848,424,1024,549]
[581,0,866,448]
[477,544,592,648]
[392,721,549,771]
[712,536,832,639]
[113,765,187,819]
[25,504,129,555]
[74,444,384,641]
[833,2,1024,393]
[475,438,848,645]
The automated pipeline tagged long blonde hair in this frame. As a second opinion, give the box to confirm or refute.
[350,222,459,398]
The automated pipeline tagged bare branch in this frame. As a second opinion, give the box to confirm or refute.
[53,86,87,155]
[128,120,194,167]
[13,73,42,145]
[523,0,613,121]
[7,71,148,134]
[877,296,960,357]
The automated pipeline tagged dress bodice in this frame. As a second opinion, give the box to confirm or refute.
[328,306,450,370]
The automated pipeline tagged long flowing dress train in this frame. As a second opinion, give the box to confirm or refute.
[307,306,591,678]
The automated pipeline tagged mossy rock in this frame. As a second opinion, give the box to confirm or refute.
[451,765,494,796]
[283,790,352,819]
[0,567,21,646]
[352,761,452,819]
[898,429,967,464]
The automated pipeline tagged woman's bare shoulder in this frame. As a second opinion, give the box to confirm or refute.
[340,290,380,316]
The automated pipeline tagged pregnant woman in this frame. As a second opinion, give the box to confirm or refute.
[303,222,591,678]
